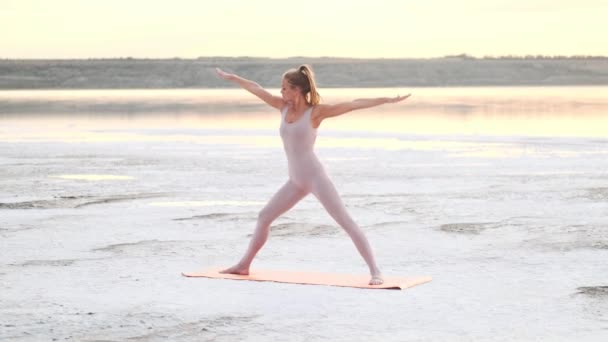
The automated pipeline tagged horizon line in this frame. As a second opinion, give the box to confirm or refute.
[2,54,608,61]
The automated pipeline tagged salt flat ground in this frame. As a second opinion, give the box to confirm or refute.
[1,87,607,341]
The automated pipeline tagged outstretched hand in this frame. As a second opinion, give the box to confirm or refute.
[387,93,411,103]
[215,68,234,81]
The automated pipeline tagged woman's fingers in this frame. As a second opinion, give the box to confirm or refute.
[215,68,230,79]
[389,93,411,103]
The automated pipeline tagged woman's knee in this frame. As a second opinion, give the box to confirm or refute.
[336,216,358,232]
[257,208,275,226]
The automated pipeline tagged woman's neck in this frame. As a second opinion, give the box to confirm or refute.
[289,98,309,112]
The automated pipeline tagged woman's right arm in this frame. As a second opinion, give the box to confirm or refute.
[215,68,284,110]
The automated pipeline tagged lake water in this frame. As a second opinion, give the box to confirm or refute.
[1,87,607,341]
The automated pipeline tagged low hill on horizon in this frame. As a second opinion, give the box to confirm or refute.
[1,56,608,89]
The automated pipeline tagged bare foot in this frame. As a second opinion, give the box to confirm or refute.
[219,264,250,275]
[369,274,384,286]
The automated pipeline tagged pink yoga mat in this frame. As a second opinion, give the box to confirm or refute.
[182,268,432,290]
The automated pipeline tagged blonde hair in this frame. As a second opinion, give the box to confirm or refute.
[282,64,321,105]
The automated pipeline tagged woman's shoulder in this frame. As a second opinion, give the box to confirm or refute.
[311,103,329,116]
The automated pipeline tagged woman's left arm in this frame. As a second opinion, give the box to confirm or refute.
[316,94,411,122]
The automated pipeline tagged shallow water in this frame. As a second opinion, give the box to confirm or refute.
[1,87,607,341]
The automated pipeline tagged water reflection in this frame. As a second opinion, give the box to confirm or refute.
[1,87,607,139]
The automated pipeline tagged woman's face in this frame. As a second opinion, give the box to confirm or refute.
[280,78,301,106]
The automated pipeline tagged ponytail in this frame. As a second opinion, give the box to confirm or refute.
[298,65,321,105]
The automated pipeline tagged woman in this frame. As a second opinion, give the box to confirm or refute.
[215,65,410,285]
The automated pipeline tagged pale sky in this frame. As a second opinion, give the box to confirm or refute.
[2,0,607,59]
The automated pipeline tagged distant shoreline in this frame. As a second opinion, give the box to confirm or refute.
[1,56,607,89]
[3,54,608,61]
